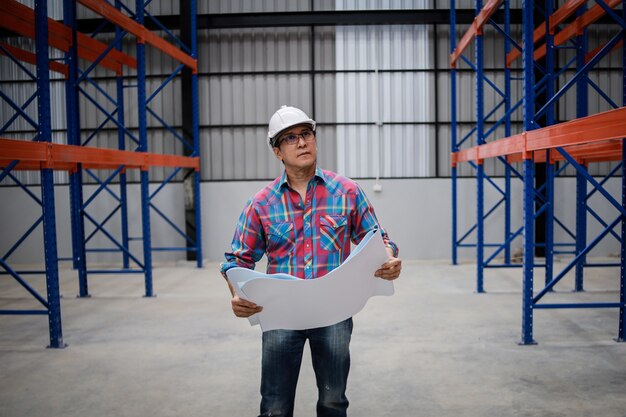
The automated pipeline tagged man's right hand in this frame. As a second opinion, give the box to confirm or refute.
[231,294,263,318]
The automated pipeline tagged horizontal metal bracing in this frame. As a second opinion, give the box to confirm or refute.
[534,303,623,309]
[55,9,619,34]
[63,10,523,34]
[5,66,624,87]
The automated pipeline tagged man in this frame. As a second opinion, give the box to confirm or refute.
[220,105,402,417]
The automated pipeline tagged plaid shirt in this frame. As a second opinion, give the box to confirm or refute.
[221,167,398,280]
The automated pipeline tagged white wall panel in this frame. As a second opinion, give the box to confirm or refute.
[381,72,432,122]
[336,24,432,178]
[205,27,313,73]
[336,0,431,9]
[314,27,337,70]
[204,127,280,180]
[315,125,339,172]
[202,124,338,181]
[204,73,312,127]
[380,124,434,177]
[204,0,313,14]
[313,73,337,122]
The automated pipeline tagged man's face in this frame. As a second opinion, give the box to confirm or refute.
[272,124,317,170]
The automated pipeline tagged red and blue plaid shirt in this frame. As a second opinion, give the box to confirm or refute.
[221,167,398,280]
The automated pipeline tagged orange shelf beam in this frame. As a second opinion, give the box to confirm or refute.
[0,138,200,172]
[0,42,68,77]
[0,139,48,163]
[505,140,623,164]
[506,0,585,67]
[526,106,626,150]
[569,140,623,163]
[449,0,503,68]
[76,0,197,72]
[451,106,626,166]
[532,0,621,64]
[1,0,136,74]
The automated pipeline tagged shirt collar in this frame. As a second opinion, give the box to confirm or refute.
[314,166,327,183]
[278,166,327,190]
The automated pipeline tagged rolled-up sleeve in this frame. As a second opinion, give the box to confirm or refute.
[350,185,399,257]
[220,199,266,277]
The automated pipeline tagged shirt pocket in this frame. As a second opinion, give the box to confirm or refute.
[266,221,295,254]
[319,214,348,252]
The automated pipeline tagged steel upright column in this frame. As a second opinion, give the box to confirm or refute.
[574,4,588,292]
[190,0,203,268]
[451,0,458,266]
[136,0,153,297]
[115,0,130,270]
[616,121,626,342]
[181,0,203,267]
[521,0,537,345]
[476,159,485,292]
[65,0,79,271]
[35,0,64,348]
[475,0,485,293]
[544,1,556,288]
[504,0,512,265]
[64,0,89,298]
[619,1,626,342]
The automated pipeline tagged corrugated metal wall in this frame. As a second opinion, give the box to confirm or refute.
[201,25,335,180]
[335,24,433,178]
[1,1,623,185]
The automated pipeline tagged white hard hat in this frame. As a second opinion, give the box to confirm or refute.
[267,105,316,147]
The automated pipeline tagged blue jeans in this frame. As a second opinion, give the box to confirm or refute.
[259,318,353,417]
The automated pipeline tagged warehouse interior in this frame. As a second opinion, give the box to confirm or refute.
[1,1,625,416]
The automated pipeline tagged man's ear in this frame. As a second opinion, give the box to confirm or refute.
[272,145,283,161]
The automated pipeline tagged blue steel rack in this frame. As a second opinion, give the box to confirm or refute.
[0,0,202,347]
[451,0,585,289]
[68,0,203,297]
[451,0,626,344]
[450,0,518,292]
[0,0,64,348]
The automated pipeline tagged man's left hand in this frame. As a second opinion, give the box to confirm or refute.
[374,248,402,280]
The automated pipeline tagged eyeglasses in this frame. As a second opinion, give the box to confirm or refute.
[278,130,315,146]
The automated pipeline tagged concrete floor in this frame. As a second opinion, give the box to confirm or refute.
[1,260,625,417]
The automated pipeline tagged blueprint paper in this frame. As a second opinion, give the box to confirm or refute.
[227,229,393,331]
